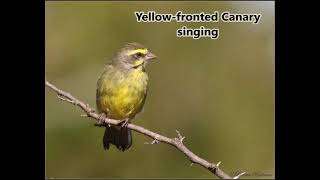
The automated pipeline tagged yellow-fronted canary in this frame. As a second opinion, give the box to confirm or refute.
[96,42,157,151]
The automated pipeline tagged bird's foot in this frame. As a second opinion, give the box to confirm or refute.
[94,113,107,127]
[118,118,130,128]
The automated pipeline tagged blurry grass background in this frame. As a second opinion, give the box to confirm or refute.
[45,1,274,179]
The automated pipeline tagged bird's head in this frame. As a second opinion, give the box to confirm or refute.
[112,42,157,70]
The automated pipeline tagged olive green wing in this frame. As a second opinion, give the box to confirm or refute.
[96,65,115,113]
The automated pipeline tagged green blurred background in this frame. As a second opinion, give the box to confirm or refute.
[45,1,274,179]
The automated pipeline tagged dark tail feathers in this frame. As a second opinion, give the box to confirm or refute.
[103,126,132,151]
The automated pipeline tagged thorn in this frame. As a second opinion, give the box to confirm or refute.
[216,161,221,168]
[144,139,159,145]
[175,130,185,143]
[233,172,246,179]
[80,114,88,117]
[180,136,185,142]
[151,139,159,144]
[175,130,181,137]
[57,95,65,100]
[57,94,74,104]
[190,162,194,166]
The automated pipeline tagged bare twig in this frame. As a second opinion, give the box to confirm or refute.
[45,79,241,179]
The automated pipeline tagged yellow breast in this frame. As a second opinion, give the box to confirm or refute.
[96,66,148,120]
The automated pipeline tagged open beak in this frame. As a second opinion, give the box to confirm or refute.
[145,51,157,61]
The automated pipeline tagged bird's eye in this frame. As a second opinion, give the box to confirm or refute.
[134,52,144,59]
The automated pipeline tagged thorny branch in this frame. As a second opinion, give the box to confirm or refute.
[45,79,245,179]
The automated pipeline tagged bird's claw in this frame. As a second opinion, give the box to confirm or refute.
[118,118,130,128]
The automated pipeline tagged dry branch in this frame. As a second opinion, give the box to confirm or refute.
[45,79,245,179]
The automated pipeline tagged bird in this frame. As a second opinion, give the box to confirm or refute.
[96,42,157,151]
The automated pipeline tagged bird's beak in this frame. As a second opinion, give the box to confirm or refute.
[145,51,157,61]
